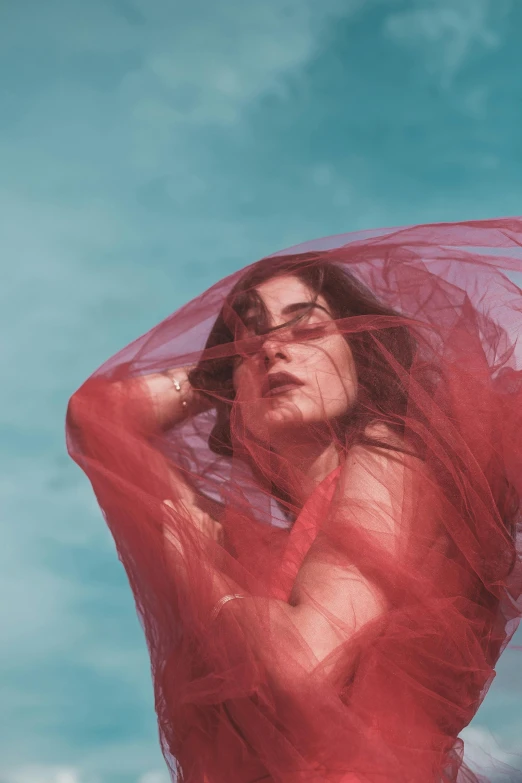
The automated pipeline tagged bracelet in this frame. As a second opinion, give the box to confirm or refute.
[210,593,247,622]
[170,374,188,409]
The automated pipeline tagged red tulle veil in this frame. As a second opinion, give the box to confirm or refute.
[66,218,522,783]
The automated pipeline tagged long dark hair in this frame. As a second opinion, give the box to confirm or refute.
[189,251,519,733]
[189,251,519,547]
[189,252,424,464]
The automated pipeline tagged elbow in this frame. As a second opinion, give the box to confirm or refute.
[66,392,88,434]
[66,386,99,454]
[66,378,116,442]
[67,385,97,430]
[66,377,151,448]
[67,378,118,424]
[66,393,87,461]
[66,392,84,428]
[66,379,122,461]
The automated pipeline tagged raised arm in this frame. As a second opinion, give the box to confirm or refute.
[67,375,436,697]
[66,367,222,548]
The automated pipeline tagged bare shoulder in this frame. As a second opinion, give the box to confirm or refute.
[336,421,442,544]
[345,421,424,476]
[362,420,414,453]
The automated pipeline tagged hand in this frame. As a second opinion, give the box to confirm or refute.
[162,498,225,547]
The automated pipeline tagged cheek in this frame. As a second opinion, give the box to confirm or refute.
[308,337,357,388]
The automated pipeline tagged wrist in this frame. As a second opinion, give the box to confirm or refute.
[170,372,189,408]
[166,368,193,413]
[167,367,213,418]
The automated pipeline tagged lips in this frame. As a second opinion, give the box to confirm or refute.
[261,371,304,398]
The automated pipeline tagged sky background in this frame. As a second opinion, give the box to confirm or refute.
[1,1,522,782]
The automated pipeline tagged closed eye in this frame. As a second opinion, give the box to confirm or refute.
[292,324,328,339]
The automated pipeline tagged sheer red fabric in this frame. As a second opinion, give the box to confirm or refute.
[66,218,522,783]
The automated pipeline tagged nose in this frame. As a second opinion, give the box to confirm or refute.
[261,333,289,368]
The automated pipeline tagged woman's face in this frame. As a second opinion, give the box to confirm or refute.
[231,274,358,444]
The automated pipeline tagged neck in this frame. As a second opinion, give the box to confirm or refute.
[270,426,341,509]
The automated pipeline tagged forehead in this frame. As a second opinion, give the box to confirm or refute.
[252,274,329,316]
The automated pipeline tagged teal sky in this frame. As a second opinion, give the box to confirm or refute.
[1,1,522,782]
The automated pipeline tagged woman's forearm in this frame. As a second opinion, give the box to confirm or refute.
[113,367,211,434]
[138,368,211,432]
[67,375,200,507]
[68,366,210,438]
[164,529,321,704]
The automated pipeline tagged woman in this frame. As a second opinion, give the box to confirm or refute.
[67,218,522,783]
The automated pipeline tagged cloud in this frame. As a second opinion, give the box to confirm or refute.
[0,0,363,201]
[113,0,360,172]
[383,0,507,87]
[2,1,522,781]
[0,1,366,779]
[0,766,170,783]
[460,725,522,778]
[127,2,331,128]
[138,772,170,783]
[0,767,86,783]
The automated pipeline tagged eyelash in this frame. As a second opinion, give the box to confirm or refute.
[292,324,327,338]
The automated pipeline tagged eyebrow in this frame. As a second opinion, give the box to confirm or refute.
[280,302,331,317]
[242,301,331,329]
